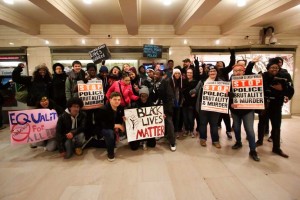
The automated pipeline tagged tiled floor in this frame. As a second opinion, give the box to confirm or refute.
[1,117,300,200]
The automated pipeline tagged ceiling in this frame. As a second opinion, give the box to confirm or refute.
[0,0,299,39]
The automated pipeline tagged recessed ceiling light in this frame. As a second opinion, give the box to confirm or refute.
[83,0,92,4]
[150,39,154,44]
[81,39,86,44]
[3,0,14,5]
[215,39,220,45]
[115,39,120,45]
[45,40,49,45]
[183,39,187,44]
[9,42,14,45]
[237,0,246,7]
[163,0,171,6]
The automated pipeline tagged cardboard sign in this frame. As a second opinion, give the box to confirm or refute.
[89,44,111,64]
[232,75,264,109]
[9,109,58,144]
[143,44,163,58]
[124,106,165,142]
[78,80,104,110]
[201,81,230,114]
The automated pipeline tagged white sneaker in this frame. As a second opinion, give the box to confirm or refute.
[170,144,176,152]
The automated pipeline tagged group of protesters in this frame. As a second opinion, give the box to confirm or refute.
[11,49,294,162]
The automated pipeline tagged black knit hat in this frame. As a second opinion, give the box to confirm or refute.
[267,58,279,70]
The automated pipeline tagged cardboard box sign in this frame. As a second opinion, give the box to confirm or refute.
[89,44,111,64]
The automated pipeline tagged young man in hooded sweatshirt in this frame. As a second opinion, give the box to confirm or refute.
[56,97,86,159]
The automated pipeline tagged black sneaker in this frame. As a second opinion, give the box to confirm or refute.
[232,142,242,149]
[226,132,232,140]
[256,140,263,147]
[249,150,260,161]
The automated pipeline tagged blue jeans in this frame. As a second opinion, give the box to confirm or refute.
[182,106,194,132]
[102,129,115,157]
[232,111,256,151]
[199,110,220,143]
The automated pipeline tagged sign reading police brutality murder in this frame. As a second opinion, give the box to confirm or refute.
[201,81,231,114]
[125,106,164,142]
[232,75,264,109]
[89,44,111,64]
[9,109,58,144]
[78,80,104,110]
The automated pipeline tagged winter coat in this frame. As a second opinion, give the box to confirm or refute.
[52,73,67,108]
[65,69,86,101]
[56,108,86,153]
[106,80,139,107]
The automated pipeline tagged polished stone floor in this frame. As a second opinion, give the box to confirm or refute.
[0,117,300,200]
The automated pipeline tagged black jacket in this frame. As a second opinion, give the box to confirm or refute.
[56,109,86,153]
[94,102,124,130]
[153,78,174,115]
[52,73,67,108]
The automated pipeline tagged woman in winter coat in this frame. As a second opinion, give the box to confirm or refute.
[12,63,52,106]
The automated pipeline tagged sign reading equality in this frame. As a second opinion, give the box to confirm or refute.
[9,109,58,144]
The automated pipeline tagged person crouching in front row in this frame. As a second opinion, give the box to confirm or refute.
[56,97,86,159]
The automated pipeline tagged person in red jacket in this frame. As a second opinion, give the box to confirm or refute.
[106,72,139,108]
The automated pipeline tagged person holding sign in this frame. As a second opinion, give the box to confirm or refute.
[229,64,260,161]
[94,92,124,161]
[30,96,63,151]
[190,66,222,148]
[127,86,157,150]
[56,97,86,159]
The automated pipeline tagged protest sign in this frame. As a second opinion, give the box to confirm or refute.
[9,109,58,144]
[78,80,104,110]
[143,44,163,58]
[124,106,164,142]
[89,44,111,64]
[201,81,230,114]
[232,75,264,109]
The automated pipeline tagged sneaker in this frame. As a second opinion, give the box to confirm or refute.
[213,142,221,149]
[200,139,206,147]
[256,140,263,147]
[170,144,176,152]
[249,150,260,161]
[272,149,289,158]
[107,154,115,162]
[226,132,232,140]
[267,137,272,142]
[75,147,83,156]
[232,142,242,149]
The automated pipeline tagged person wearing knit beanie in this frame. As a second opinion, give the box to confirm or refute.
[139,86,149,96]
[266,58,279,70]
[99,65,108,73]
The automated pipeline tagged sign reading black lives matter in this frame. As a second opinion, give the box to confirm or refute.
[232,75,264,109]
[89,44,111,64]
[124,106,165,142]
[201,81,231,114]
[77,80,104,110]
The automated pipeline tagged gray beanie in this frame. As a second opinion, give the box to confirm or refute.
[139,86,149,96]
